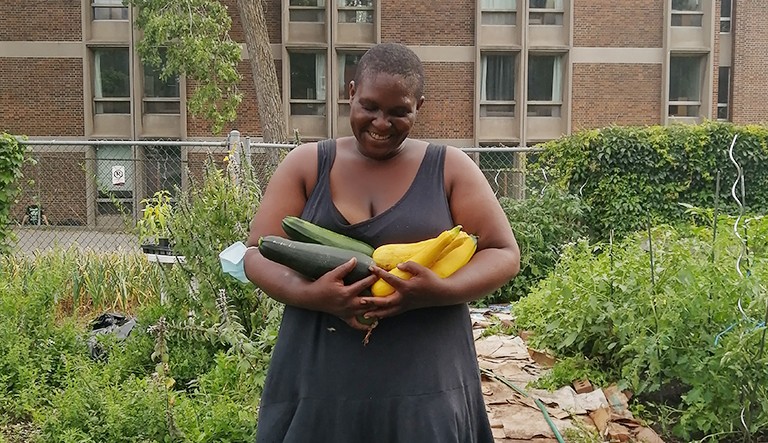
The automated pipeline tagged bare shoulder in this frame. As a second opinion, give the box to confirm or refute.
[443,145,485,184]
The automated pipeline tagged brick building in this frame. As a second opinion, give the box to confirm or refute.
[1,0,766,228]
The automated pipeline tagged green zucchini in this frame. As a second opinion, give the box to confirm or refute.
[259,235,377,325]
[258,235,375,285]
[281,216,375,256]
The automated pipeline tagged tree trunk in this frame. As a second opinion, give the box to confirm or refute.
[236,0,288,144]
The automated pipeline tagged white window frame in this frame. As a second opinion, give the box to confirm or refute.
[480,52,517,118]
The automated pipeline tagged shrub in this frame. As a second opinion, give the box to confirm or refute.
[532,122,768,240]
[485,187,589,304]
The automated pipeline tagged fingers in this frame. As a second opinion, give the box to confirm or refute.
[325,257,358,280]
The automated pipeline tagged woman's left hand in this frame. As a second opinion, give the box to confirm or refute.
[358,263,446,319]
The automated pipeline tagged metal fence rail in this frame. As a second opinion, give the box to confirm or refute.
[9,131,540,255]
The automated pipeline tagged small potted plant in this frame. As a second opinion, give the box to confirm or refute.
[138,190,174,255]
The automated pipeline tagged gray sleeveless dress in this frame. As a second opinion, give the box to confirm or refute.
[255,140,493,443]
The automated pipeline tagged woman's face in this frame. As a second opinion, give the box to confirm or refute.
[348,72,424,161]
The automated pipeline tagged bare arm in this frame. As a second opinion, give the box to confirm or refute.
[362,146,520,317]
[243,143,377,329]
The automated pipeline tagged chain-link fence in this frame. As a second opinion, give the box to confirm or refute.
[9,132,539,256]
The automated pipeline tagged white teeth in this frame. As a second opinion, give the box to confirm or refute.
[368,132,389,140]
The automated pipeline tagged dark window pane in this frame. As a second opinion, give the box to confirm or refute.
[339,53,364,99]
[290,53,325,100]
[669,56,702,101]
[144,51,180,99]
[290,103,326,116]
[338,10,373,23]
[672,0,701,11]
[718,67,730,104]
[95,100,130,114]
[528,55,558,101]
[484,55,515,101]
[94,48,130,98]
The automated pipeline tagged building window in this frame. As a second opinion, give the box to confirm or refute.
[481,53,516,117]
[92,0,128,20]
[527,54,563,117]
[481,0,516,25]
[142,50,181,114]
[93,48,130,114]
[289,51,327,116]
[529,0,563,25]
[337,51,364,117]
[717,66,730,120]
[671,0,703,27]
[289,0,325,23]
[720,0,732,32]
[668,55,704,117]
[338,0,374,24]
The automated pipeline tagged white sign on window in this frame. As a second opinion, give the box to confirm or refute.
[112,165,126,186]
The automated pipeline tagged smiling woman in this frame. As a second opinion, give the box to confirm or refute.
[243,42,520,443]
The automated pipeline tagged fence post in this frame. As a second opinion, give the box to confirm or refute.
[227,129,242,187]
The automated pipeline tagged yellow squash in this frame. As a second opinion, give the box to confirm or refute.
[430,234,477,278]
[372,237,441,271]
[371,225,462,296]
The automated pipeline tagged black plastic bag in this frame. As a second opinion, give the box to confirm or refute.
[87,312,137,361]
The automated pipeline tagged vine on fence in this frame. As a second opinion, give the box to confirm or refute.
[0,133,33,254]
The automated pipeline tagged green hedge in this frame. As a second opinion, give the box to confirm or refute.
[532,121,768,240]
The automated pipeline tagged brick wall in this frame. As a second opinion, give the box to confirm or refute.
[12,152,87,225]
[0,58,84,136]
[571,63,662,130]
[573,0,663,48]
[225,0,282,45]
[410,62,474,140]
[731,0,768,124]
[0,0,81,41]
[381,0,474,46]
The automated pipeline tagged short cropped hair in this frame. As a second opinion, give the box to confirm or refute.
[354,43,425,98]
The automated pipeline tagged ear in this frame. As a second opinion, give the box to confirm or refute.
[416,95,425,111]
[348,80,356,99]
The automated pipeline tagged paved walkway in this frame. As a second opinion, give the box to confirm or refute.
[10,226,137,256]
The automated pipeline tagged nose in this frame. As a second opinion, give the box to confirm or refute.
[372,110,391,130]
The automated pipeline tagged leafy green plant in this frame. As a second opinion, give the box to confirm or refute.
[513,217,768,440]
[528,355,609,392]
[485,186,589,304]
[0,132,33,254]
[137,189,174,246]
